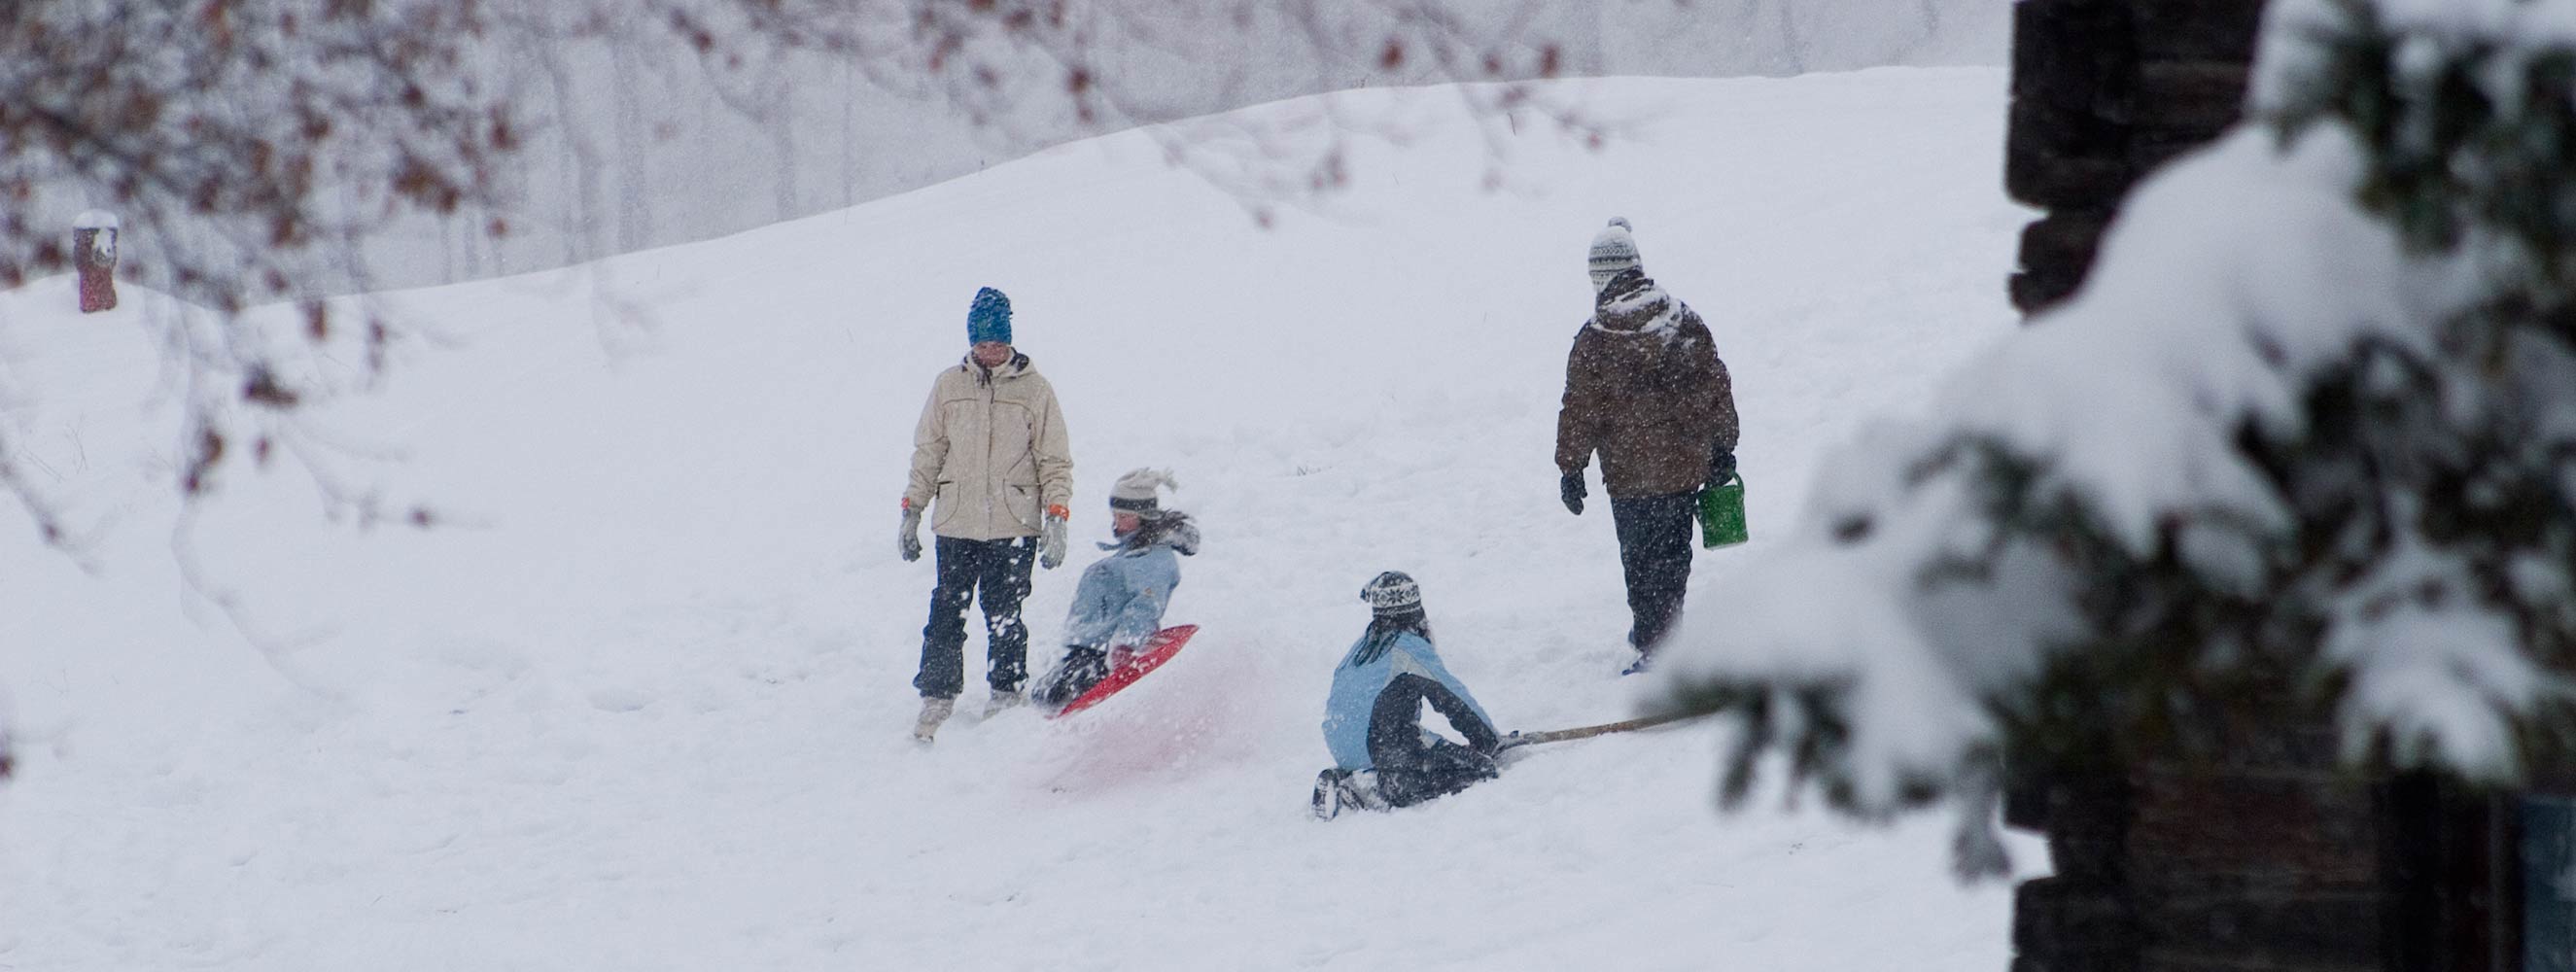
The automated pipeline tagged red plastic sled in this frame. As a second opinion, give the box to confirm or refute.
[1049,624,1200,717]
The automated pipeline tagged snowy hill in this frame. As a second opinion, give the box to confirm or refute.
[0,70,2032,970]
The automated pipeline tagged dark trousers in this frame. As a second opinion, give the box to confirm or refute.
[1610,493,1696,656]
[1030,645,1107,709]
[915,535,1035,699]
[1374,737,1498,808]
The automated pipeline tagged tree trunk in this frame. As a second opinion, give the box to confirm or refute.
[73,222,117,314]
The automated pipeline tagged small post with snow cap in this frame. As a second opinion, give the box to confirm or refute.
[73,211,119,314]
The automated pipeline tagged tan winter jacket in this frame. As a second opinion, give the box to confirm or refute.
[905,353,1074,541]
[1555,272,1739,499]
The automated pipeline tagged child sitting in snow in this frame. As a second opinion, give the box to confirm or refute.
[1312,572,1506,819]
[1030,469,1199,710]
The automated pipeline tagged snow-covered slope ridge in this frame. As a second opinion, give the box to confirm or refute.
[0,71,2028,970]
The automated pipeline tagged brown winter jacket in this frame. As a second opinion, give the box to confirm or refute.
[905,352,1074,541]
[1554,271,1739,499]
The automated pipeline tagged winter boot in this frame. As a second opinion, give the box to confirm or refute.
[1309,769,1388,820]
[912,696,955,744]
[984,689,1027,718]
[1309,770,1343,820]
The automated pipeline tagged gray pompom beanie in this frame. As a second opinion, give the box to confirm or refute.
[1587,218,1641,292]
[1108,468,1178,517]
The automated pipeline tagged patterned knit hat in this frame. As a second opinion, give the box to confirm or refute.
[1109,468,1178,517]
[967,287,1013,345]
[1587,218,1641,292]
[1360,571,1422,614]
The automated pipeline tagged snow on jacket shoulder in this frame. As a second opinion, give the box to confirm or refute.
[1554,271,1739,499]
[904,353,1074,540]
[1059,524,1196,649]
[1321,630,1498,771]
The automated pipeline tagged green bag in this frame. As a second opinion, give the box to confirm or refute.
[1697,473,1748,548]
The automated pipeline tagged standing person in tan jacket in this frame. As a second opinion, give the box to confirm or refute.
[899,287,1074,742]
[1554,219,1739,674]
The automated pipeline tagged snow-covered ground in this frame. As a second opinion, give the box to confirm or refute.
[0,70,2033,970]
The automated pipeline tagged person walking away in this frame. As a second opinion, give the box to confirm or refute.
[1031,469,1199,710]
[1553,218,1739,674]
[899,286,1074,742]
[1312,572,1505,819]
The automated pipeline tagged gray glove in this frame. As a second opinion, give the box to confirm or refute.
[898,504,923,562]
[1559,470,1585,516]
[1039,512,1067,570]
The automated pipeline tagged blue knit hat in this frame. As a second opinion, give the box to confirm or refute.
[967,287,1013,345]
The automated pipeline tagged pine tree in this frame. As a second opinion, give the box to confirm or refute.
[1661,0,2576,852]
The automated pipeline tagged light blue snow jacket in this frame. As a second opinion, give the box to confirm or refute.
[1322,630,1497,771]
[1059,522,1197,649]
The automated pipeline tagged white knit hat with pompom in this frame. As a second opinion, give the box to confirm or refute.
[1587,217,1641,292]
[1108,468,1178,517]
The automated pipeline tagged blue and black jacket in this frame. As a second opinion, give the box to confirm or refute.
[1322,626,1501,772]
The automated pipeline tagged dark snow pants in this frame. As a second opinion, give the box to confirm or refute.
[1371,737,1499,808]
[1030,645,1107,710]
[915,535,1036,699]
[1365,675,1502,808]
[1611,493,1697,656]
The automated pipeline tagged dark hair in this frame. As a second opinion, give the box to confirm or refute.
[1116,509,1197,554]
[1347,608,1431,668]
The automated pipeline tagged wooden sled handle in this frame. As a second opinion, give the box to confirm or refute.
[1501,710,1701,749]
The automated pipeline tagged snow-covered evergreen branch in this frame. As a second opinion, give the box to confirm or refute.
[1654,0,2576,872]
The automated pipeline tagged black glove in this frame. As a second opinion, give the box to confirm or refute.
[1559,470,1585,515]
[1708,450,1737,487]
